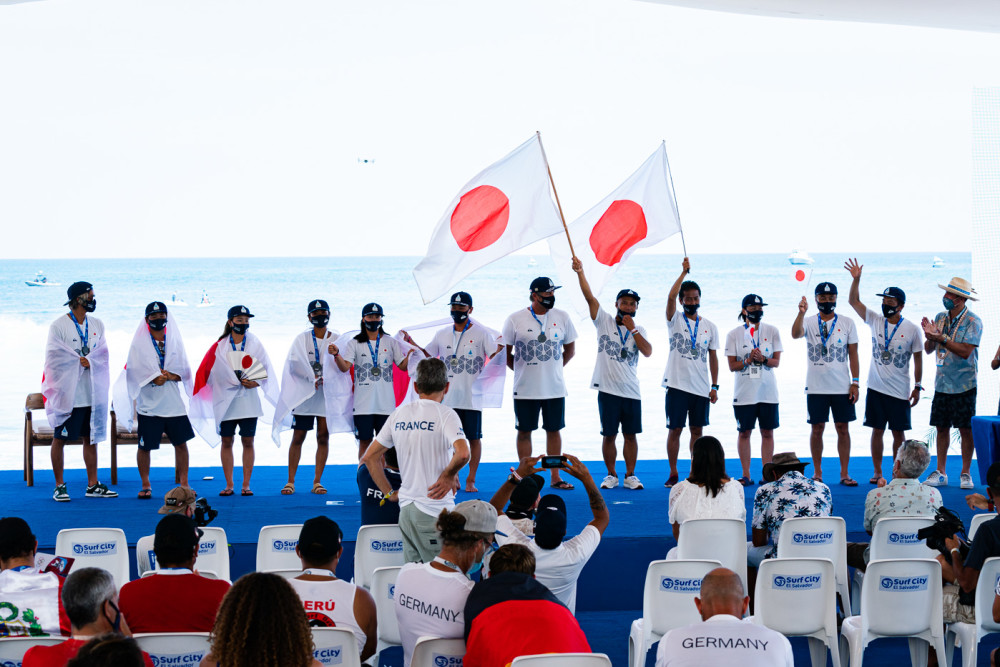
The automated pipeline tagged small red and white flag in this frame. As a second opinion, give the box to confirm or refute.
[792,268,814,287]
[549,142,682,310]
[412,134,565,304]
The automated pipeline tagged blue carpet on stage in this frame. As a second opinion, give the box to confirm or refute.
[11,457,994,666]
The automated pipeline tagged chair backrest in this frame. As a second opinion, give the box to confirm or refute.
[861,558,942,638]
[777,515,847,573]
[55,527,130,588]
[974,557,1000,638]
[641,559,720,638]
[869,517,937,561]
[312,627,362,667]
[25,393,45,412]
[353,524,405,590]
[260,568,303,579]
[754,557,837,637]
[677,519,748,591]
[256,524,303,571]
[132,632,210,667]
[969,513,998,541]
[193,526,230,581]
[410,636,466,667]
[511,654,613,666]
[372,566,402,645]
[0,636,64,665]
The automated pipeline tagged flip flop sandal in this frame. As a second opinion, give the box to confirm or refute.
[137,488,153,499]
[311,482,327,495]
[664,474,680,488]
[737,476,754,487]
[219,488,234,496]
[840,477,859,487]
[550,480,575,490]
[812,476,824,483]
[241,489,254,496]
[281,483,295,495]
[868,476,882,484]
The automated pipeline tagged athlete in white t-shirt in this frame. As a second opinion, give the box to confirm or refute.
[725,295,783,485]
[845,258,925,484]
[570,258,652,490]
[664,257,720,488]
[423,291,503,492]
[791,282,860,485]
[501,277,578,490]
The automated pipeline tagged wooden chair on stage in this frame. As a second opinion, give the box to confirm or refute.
[109,405,178,484]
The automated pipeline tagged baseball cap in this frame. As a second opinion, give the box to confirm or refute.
[876,287,906,304]
[616,288,641,302]
[449,292,473,307]
[741,294,767,309]
[814,282,838,296]
[533,494,568,549]
[508,474,545,512]
[453,500,499,534]
[308,299,330,314]
[362,302,384,317]
[145,301,168,317]
[159,487,197,515]
[987,462,1000,491]
[153,514,200,554]
[529,277,561,294]
[298,516,343,562]
[227,305,255,320]
[64,281,93,306]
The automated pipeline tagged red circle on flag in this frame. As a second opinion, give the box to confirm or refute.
[795,270,805,281]
[241,355,253,369]
[589,200,648,267]
[450,185,509,252]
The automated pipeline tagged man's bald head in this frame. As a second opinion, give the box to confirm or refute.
[694,567,748,620]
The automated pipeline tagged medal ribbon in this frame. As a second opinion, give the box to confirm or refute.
[883,316,903,355]
[817,314,838,353]
[149,331,166,370]
[528,306,547,335]
[451,320,470,364]
[366,332,382,369]
[311,330,321,365]
[69,314,89,354]
[682,314,699,355]
[229,334,245,352]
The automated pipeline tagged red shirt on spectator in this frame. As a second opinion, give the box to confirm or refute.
[118,570,230,633]
[23,638,155,667]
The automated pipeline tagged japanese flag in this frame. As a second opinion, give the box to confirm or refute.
[412,134,565,304]
[549,143,682,313]
[792,268,813,287]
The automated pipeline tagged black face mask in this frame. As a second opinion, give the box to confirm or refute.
[538,295,555,309]
[105,600,123,635]
[84,298,97,313]
[310,315,330,328]
[231,322,249,335]
[363,320,381,332]
[682,303,700,316]
[148,318,167,331]
[451,310,469,324]
[816,302,836,315]
[746,310,764,324]
[882,304,899,318]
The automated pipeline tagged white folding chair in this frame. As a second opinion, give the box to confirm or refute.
[0,636,64,666]
[753,557,841,667]
[312,627,362,667]
[354,524,405,591]
[256,524,303,571]
[840,558,946,667]
[627,558,721,667]
[777,515,851,614]
[133,632,210,667]
[968,513,997,541]
[192,526,230,580]
[372,566,402,659]
[410,636,465,667]
[851,516,936,614]
[260,568,303,579]
[676,518,748,592]
[945,556,1000,667]
[511,654,612,666]
[55,527,130,588]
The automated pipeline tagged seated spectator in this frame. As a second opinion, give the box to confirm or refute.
[506,474,544,537]
[490,455,609,614]
[66,635,145,667]
[463,544,590,667]
[846,439,942,570]
[119,514,230,633]
[24,568,154,667]
[136,487,198,576]
[357,447,403,525]
[749,453,832,567]
[199,572,322,667]
[288,516,377,661]
[394,500,499,667]
[656,567,793,666]
[0,517,69,636]
[667,436,745,550]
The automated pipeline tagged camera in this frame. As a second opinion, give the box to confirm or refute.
[917,505,969,560]
[194,497,218,527]
[540,455,568,469]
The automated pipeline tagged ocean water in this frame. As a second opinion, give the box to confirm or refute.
[1,251,971,476]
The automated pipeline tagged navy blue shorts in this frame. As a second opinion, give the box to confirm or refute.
[806,393,857,424]
[734,403,779,432]
[55,406,91,442]
[137,414,194,451]
[354,414,388,441]
[514,398,565,433]
[291,415,328,432]
[454,409,483,440]
[930,388,977,429]
[864,389,911,432]
[665,388,710,430]
[598,391,642,436]
[220,417,257,438]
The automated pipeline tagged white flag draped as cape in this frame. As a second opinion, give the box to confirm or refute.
[41,325,110,444]
[189,333,279,448]
[271,329,339,446]
[111,317,194,433]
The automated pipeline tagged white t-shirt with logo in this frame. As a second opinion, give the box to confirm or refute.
[725,323,783,405]
[376,399,465,517]
[287,577,366,656]
[501,307,578,400]
[864,311,923,400]
[663,311,720,398]
[802,313,859,395]
[50,314,105,407]
[340,335,410,415]
[394,562,473,667]
[656,614,794,667]
[293,329,334,416]
[589,308,647,401]
[425,323,497,411]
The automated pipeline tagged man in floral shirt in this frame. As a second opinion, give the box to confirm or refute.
[846,439,941,570]
[749,452,832,566]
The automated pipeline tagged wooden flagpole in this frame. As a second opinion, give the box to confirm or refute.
[662,140,688,258]
[536,131,577,258]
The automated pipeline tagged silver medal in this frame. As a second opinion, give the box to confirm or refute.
[620,349,628,359]
[450,356,459,367]
[690,348,699,358]
[371,366,381,377]
[81,346,90,356]
[821,345,828,356]
[881,351,891,363]
[537,333,547,342]
[312,361,323,376]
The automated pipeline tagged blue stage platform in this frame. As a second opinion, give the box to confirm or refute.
[12,457,998,666]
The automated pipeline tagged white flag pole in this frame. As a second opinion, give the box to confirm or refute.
[662,140,688,258]
[536,131,577,259]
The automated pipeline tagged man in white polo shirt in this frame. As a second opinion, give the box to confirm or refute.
[362,358,471,563]
[656,567,793,666]
[502,277,578,490]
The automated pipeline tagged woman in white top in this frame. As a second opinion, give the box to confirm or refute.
[667,436,745,553]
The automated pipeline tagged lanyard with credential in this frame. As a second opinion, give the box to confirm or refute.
[817,314,838,355]
[528,307,548,341]
[744,323,760,351]
[69,314,89,355]
[149,331,166,370]
[229,334,245,352]
[683,314,700,358]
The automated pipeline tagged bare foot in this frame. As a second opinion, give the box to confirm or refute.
[465,480,478,492]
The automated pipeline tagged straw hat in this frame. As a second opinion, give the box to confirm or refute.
[938,277,978,301]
